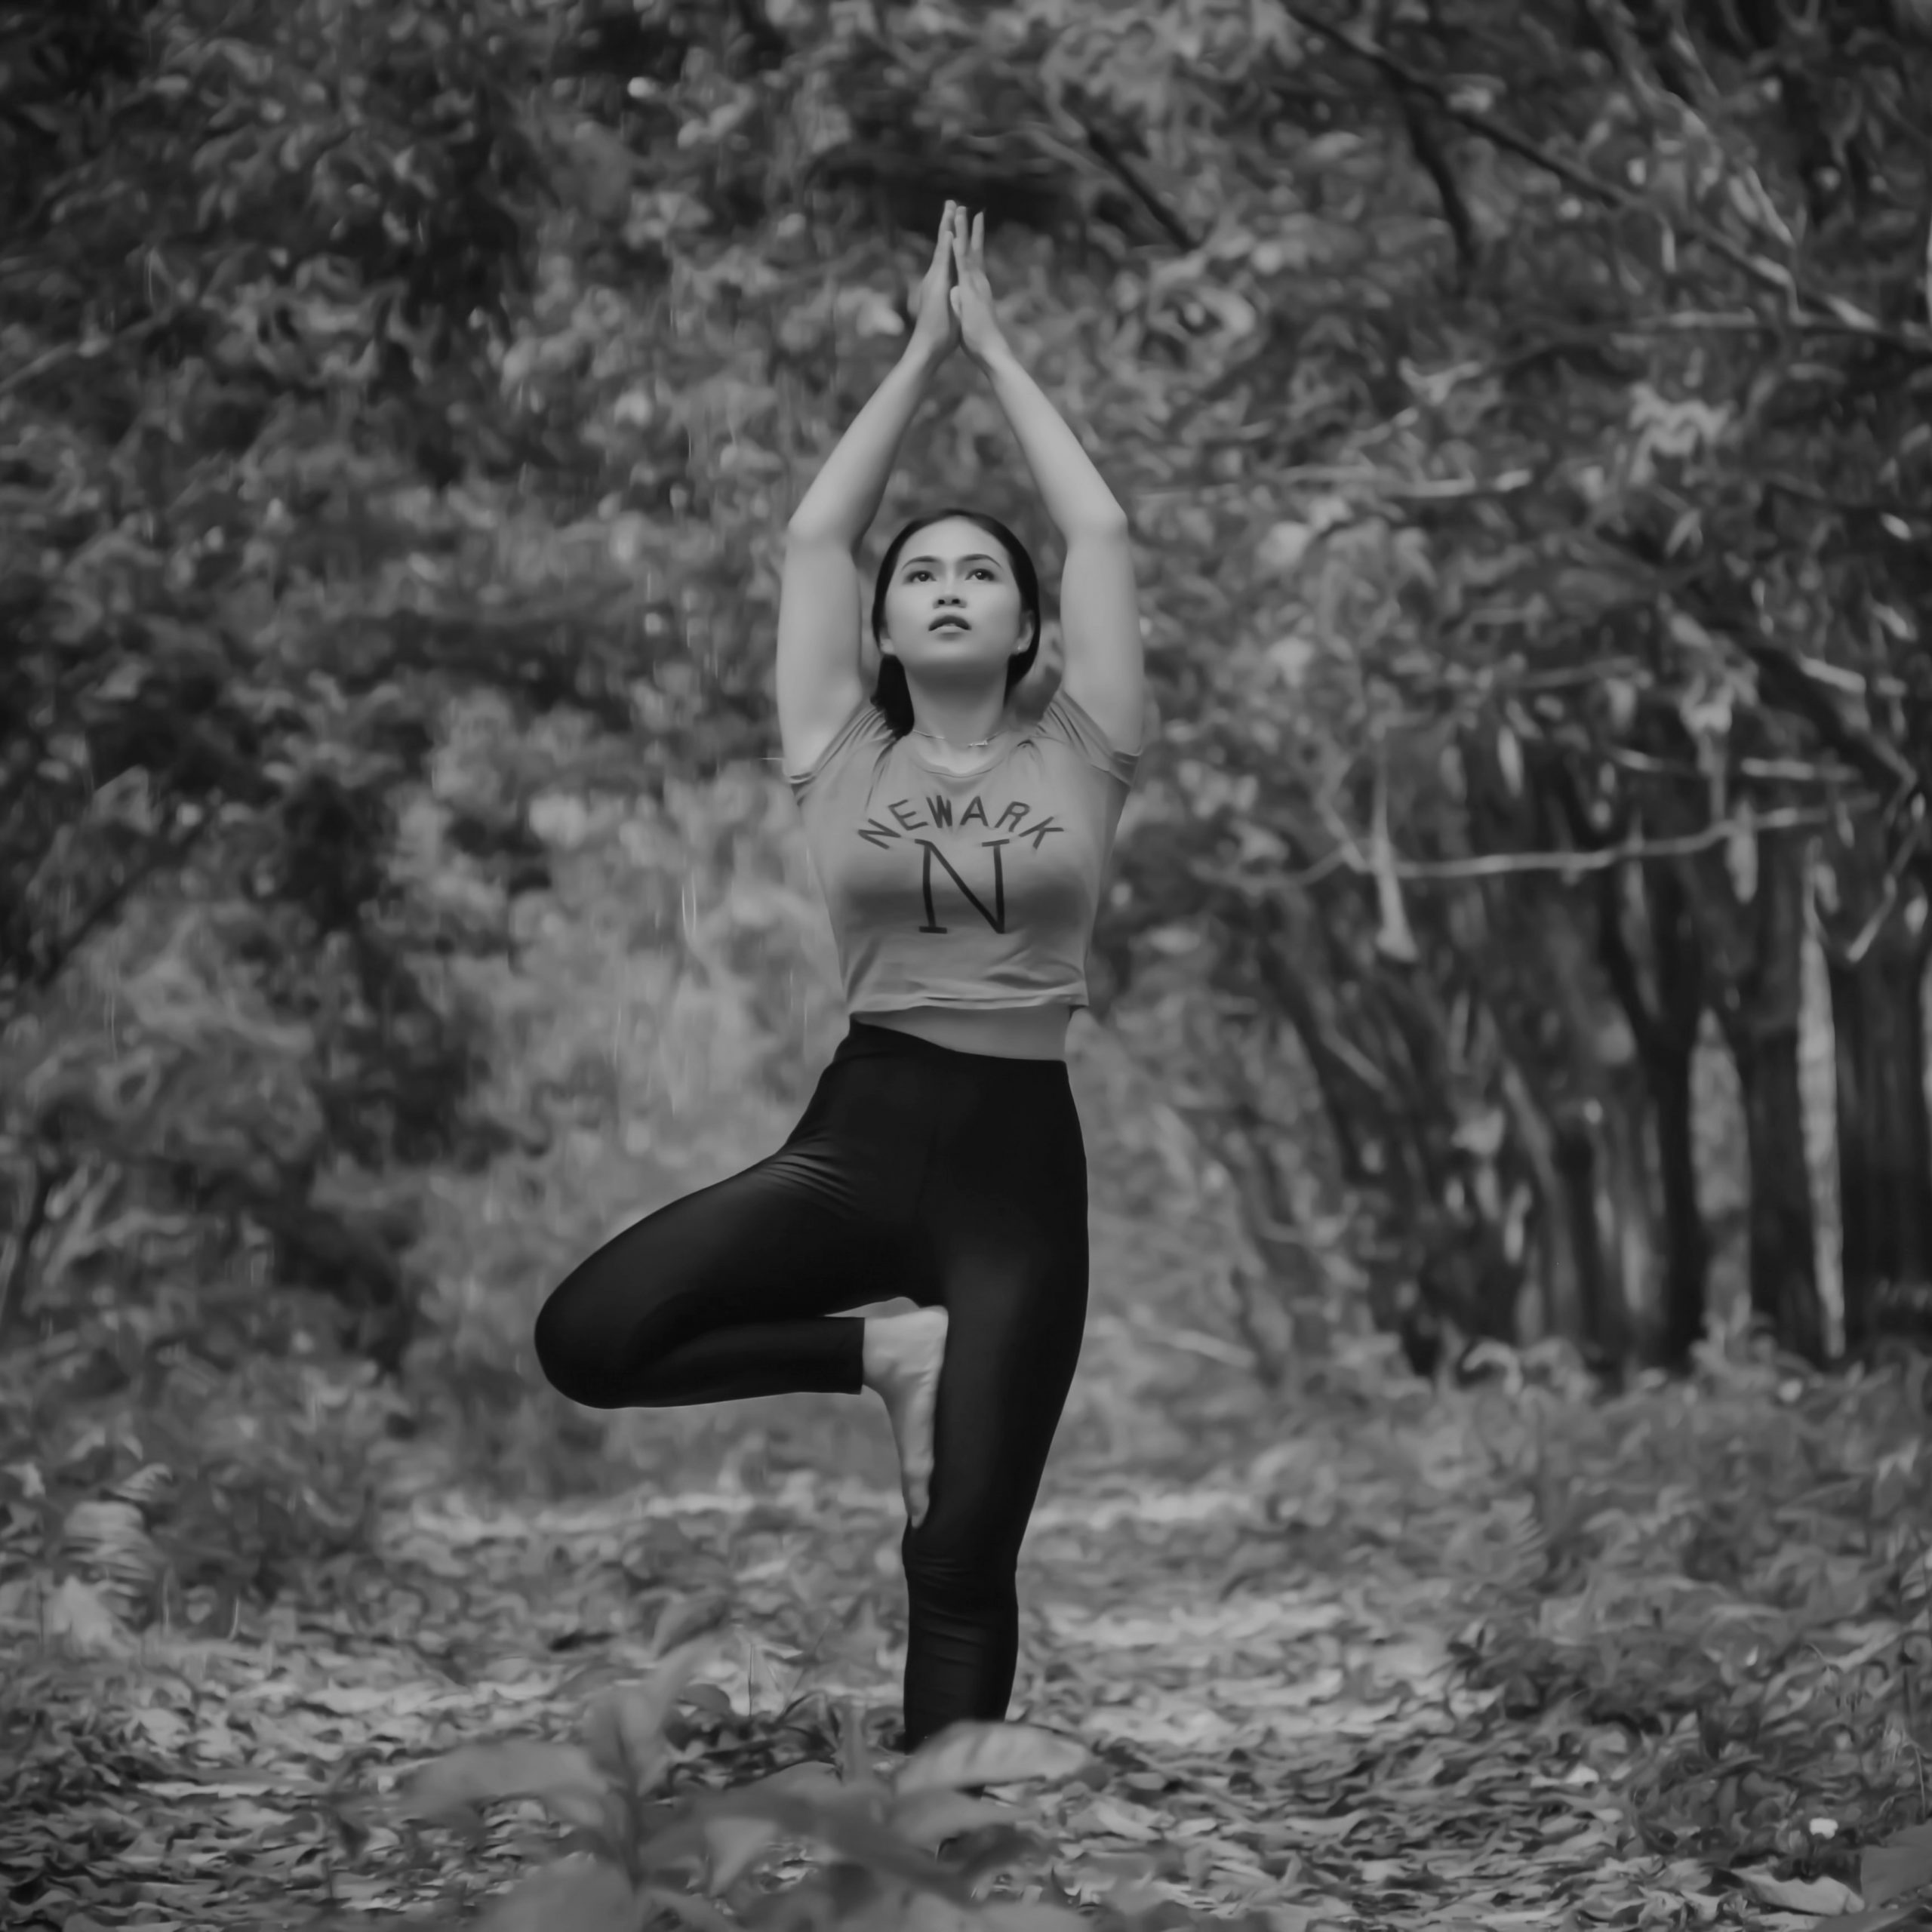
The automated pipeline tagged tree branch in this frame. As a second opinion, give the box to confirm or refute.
[1206,798,1850,900]
[1738,638,1922,801]
[0,316,171,400]
[19,814,214,998]
[1066,111,1200,255]
[1396,88,1481,285]
[1279,4,1932,358]
[1604,746,1868,786]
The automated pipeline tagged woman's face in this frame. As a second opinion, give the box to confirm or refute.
[878,518,1032,686]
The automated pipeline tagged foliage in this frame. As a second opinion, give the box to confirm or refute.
[398,740,855,1466]
[16,1324,1932,1927]
[0,1272,406,1647]
[387,1641,1100,1931]
[6,0,1932,1472]
[1,0,562,1358]
[1041,0,1932,1367]
[16,0,1932,1925]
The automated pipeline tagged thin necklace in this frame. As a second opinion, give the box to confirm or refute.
[913,727,1004,750]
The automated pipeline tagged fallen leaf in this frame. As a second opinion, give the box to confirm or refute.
[42,1576,131,1657]
[1075,1795,1164,1841]
[402,1740,614,1835]
[1863,1823,1932,1909]
[1274,1810,1371,1841]
[894,1721,1092,1796]
[476,1857,637,1930]
[890,1788,1017,1849]
[1736,1869,1862,1914]
[700,1814,782,1890]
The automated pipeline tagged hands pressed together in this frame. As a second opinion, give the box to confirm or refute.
[898,195,1126,564]
[909,198,1009,374]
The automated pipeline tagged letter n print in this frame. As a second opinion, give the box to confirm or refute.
[917,839,1006,933]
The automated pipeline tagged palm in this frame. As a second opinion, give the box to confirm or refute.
[911,201,962,361]
[946,208,1003,364]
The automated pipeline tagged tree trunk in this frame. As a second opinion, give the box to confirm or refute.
[1592,854,1707,1367]
[1829,931,1932,1351]
[1599,1079,1651,1376]
[1733,1027,1825,1362]
[1716,833,1824,1364]
[1251,895,1527,1374]
[1647,1017,1706,1365]
[1553,1104,1618,1364]
[1208,1113,1328,1381]
[1640,863,1709,1365]
[1496,1055,1586,1346]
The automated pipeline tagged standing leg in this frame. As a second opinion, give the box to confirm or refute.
[897,1071,1089,1749]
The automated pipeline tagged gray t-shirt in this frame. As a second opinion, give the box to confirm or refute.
[786,685,1140,1014]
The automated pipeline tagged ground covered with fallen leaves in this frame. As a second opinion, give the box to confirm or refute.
[5,1300,1932,1932]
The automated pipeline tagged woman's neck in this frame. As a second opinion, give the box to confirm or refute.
[905,682,1011,748]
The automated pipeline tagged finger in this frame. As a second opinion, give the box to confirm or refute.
[932,200,953,257]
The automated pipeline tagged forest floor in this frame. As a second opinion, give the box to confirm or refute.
[4,1306,1932,1932]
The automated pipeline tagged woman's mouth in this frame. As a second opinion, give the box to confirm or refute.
[931,616,969,631]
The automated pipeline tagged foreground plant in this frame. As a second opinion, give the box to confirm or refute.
[392,1638,1097,1930]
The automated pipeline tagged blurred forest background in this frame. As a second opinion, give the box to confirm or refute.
[11,1,1932,1925]
[5,0,1932,1595]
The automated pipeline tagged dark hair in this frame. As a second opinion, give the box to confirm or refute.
[869,508,1041,739]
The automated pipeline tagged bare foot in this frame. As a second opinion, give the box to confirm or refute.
[863,1309,949,1528]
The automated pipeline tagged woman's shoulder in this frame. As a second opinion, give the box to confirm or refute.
[1025,683,1140,788]
[786,695,894,798]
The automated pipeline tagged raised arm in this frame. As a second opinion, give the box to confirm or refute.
[947,206,1144,756]
[777,207,960,777]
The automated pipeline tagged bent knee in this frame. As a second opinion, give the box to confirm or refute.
[533,1288,630,1409]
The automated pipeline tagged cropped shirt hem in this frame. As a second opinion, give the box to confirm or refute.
[851,992,1086,1014]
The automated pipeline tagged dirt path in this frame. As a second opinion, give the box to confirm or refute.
[4,1335,1920,1930]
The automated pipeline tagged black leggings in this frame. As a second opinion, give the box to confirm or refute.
[532,1017,1089,1749]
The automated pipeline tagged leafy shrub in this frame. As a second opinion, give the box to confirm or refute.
[380,1638,1272,1931]
[0,1286,405,1644]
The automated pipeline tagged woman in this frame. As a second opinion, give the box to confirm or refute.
[534,202,1145,1752]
